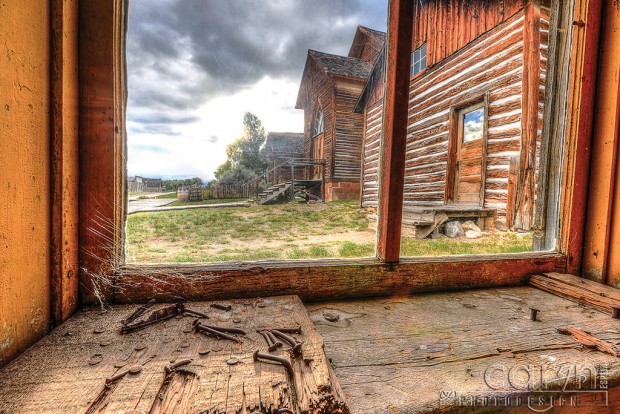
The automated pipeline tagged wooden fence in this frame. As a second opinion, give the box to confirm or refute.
[203,184,247,200]
[177,184,248,202]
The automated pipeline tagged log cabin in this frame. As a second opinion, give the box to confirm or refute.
[1,0,620,413]
[357,0,551,231]
[295,26,385,202]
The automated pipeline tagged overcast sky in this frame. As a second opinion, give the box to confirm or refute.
[126,0,387,181]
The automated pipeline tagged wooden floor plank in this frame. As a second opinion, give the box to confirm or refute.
[306,287,620,413]
[0,296,345,414]
[529,272,620,315]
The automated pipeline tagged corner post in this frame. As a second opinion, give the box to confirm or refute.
[376,0,414,262]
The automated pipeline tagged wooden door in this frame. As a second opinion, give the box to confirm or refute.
[453,103,486,205]
[312,133,324,179]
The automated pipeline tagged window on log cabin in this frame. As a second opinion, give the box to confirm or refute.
[312,106,324,137]
[123,1,387,264]
[410,43,427,77]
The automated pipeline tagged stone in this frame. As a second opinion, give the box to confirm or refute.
[466,229,483,239]
[444,221,465,238]
[494,219,509,231]
[462,220,481,232]
[323,311,340,322]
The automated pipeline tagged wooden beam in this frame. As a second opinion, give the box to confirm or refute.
[533,0,574,250]
[377,0,414,262]
[582,1,620,283]
[515,0,541,230]
[559,0,603,272]
[50,0,79,324]
[79,0,127,305]
[115,253,566,304]
[529,272,620,315]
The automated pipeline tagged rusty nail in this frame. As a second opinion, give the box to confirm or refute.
[253,350,293,377]
[612,306,620,319]
[165,358,192,374]
[259,331,273,347]
[272,330,302,355]
[203,324,247,335]
[530,308,539,321]
[105,370,128,384]
[266,331,283,352]
[194,323,241,342]
[183,308,209,319]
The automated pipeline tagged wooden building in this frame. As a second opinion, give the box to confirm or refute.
[296,26,385,201]
[3,0,620,413]
[357,0,550,230]
[262,132,305,185]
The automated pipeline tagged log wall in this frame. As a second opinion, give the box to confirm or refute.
[362,6,549,225]
[361,99,384,207]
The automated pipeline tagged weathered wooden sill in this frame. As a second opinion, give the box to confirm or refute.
[114,252,566,304]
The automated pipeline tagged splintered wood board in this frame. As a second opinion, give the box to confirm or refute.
[306,287,620,414]
[0,296,347,414]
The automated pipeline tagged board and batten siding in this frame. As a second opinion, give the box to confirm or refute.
[333,80,366,179]
[411,0,529,66]
[300,59,335,178]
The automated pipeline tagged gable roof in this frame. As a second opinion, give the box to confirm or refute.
[348,25,386,61]
[309,50,374,79]
[263,132,304,158]
[355,48,386,113]
[295,50,373,109]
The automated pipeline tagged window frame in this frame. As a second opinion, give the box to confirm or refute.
[410,42,427,78]
[312,105,324,137]
[72,0,597,307]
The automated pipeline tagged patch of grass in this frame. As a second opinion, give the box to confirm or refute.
[400,232,533,257]
[126,200,533,263]
[155,192,178,199]
[168,197,247,207]
[338,241,375,257]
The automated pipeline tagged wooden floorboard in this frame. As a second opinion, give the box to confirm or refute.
[0,296,345,414]
[306,286,620,413]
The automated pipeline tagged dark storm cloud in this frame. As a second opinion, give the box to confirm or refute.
[127,0,387,127]
[131,114,201,125]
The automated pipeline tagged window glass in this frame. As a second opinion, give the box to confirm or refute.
[462,108,484,142]
[125,1,387,264]
[410,43,427,77]
[313,107,324,136]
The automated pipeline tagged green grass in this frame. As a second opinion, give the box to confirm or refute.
[155,192,178,199]
[400,232,533,256]
[125,201,533,263]
[168,198,247,207]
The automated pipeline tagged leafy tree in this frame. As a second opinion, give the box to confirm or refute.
[216,166,257,186]
[213,112,267,185]
[162,177,204,191]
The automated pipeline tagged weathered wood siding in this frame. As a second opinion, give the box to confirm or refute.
[361,99,383,207]
[411,0,528,66]
[406,11,528,216]
[362,8,550,220]
[300,59,335,178]
[333,79,366,179]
